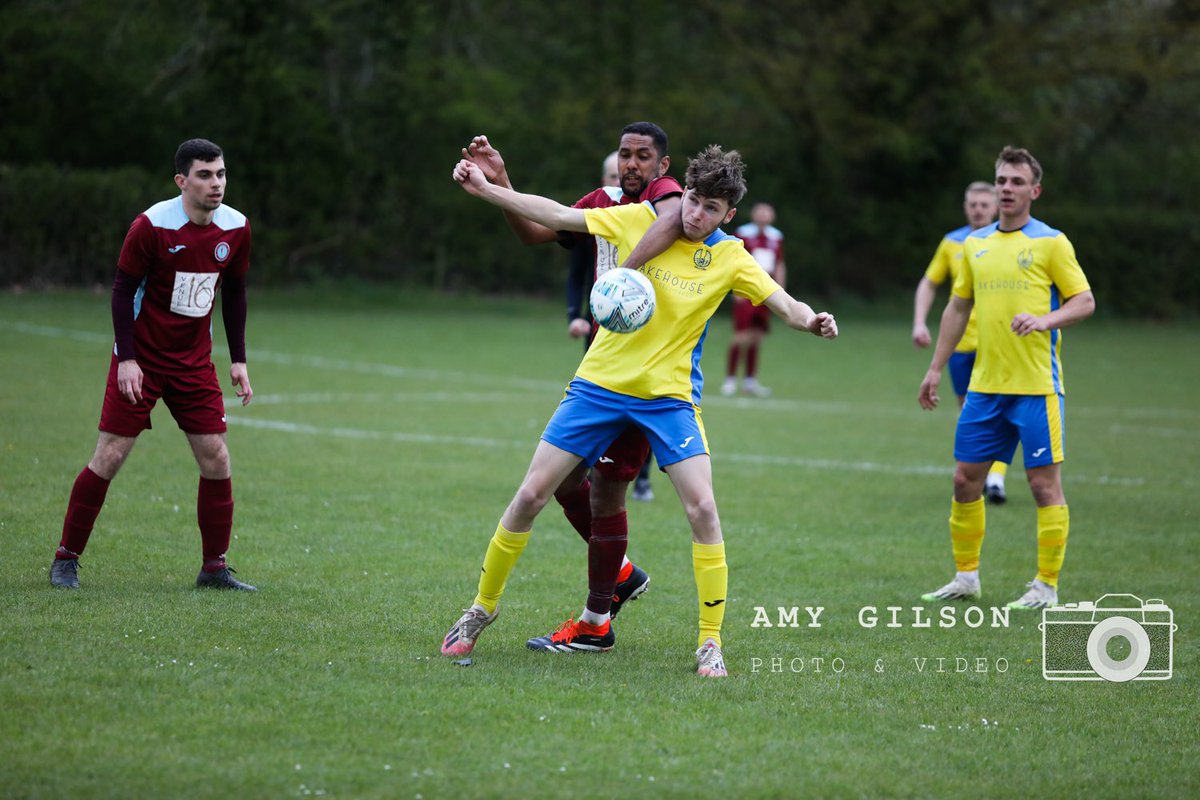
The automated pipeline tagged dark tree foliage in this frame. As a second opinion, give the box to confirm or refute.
[1,0,1196,315]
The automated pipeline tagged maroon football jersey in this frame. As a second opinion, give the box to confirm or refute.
[571,175,682,279]
[734,222,784,277]
[116,197,251,373]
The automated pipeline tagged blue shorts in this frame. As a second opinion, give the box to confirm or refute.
[948,351,976,399]
[541,379,709,469]
[955,392,1064,468]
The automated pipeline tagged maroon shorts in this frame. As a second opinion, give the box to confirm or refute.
[99,356,227,436]
[733,296,771,332]
[593,425,651,482]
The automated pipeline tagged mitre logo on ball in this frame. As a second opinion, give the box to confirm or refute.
[590,268,656,333]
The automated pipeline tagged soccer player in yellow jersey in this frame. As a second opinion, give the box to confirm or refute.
[441,145,838,676]
[918,146,1095,610]
[913,182,1012,504]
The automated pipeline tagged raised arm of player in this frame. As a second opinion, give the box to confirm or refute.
[454,160,587,233]
[761,289,838,339]
[462,135,559,246]
[918,294,972,410]
[912,276,939,348]
[619,195,683,270]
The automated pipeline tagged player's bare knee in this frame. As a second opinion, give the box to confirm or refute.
[1028,476,1064,506]
[683,496,719,530]
[186,433,231,478]
[589,479,628,517]
[89,434,136,479]
[513,482,552,516]
[591,494,626,517]
[952,468,985,501]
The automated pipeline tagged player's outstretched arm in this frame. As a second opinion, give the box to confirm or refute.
[1011,290,1095,336]
[918,294,972,410]
[762,289,838,338]
[463,135,559,245]
[453,160,587,233]
[620,196,683,270]
[912,276,939,348]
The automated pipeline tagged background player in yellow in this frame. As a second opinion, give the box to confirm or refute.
[441,145,838,677]
[913,181,1011,503]
[918,146,1095,610]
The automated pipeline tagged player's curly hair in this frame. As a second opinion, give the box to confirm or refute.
[684,145,747,206]
[996,145,1043,185]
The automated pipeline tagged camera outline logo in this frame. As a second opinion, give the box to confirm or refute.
[1041,594,1175,682]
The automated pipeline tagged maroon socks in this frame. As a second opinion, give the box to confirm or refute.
[57,467,111,558]
[198,477,234,572]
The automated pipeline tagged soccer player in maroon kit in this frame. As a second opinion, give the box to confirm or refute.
[457,123,683,651]
[49,138,257,591]
[723,202,787,397]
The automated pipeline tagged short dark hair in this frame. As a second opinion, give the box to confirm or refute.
[995,145,1043,185]
[620,122,669,159]
[175,138,224,177]
[684,145,747,206]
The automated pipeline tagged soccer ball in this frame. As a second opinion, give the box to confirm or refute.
[589,268,656,333]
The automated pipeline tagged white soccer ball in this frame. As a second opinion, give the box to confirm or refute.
[589,268,656,333]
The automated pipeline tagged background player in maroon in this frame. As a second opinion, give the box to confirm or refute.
[723,202,787,397]
[461,122,682,637]
[49,138,257,591]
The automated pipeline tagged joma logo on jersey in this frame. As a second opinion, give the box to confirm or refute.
[693,248,712,269]
[1017,248,1034,270]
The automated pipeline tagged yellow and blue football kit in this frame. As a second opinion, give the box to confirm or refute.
[925,225,979,353]
[541,202,779,468]
[953,218,1090,396]
[951,218,1089,469]
[939,217,1087,593]
[926,225,979,396]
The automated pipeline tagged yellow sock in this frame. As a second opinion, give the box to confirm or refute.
[693,541,727,648]
[990,461,1008,478]
[473,523,530,614]
[949,498,985,572]
[1036,505,1069,588]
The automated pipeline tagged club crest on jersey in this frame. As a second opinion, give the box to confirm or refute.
[214,241,231,262]
[693,248,712,270]
[1017,248,1034,270]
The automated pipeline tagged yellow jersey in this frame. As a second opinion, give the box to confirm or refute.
[953,218,1091,395]
[578,202,780,403]
[924,224,977,353]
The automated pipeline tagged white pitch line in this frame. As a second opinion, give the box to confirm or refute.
[226,415,524,450]
[5,319,1193,431]
[1,320,112,345]
[250,390,549,406]
[248,349,567,393]
[1109,423,1200,440]
[226,414,1146,485]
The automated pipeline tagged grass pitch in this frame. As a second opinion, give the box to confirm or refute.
[1,288,1197,798]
